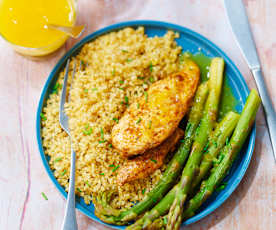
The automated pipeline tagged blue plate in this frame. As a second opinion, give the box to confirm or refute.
[36,20,255,229]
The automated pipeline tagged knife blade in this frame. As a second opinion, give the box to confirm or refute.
[224,0,276,162]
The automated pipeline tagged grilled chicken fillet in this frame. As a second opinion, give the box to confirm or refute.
[112,60,200,157]
[117,128,184,185]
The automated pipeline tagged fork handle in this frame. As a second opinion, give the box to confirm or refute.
[252,68,276,162]
[61,147,78,230]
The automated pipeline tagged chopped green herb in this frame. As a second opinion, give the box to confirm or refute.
[41,192,48,201]
[100,128,104,139]
[54,157,62,163]
[150,159,157,163]
[99,173,105,176]
[84,89,88,93]
[126,58,133,63]
[203,142,209,152]
[148,120,152,129]
[136,118,142,124]
[217,154,224,163]
[60,169,67,176]
[226,137,230,146]
[180,139,185,143]
[144,91,148,102]
[213,140,218,148]
[119,87,124,91]
[92,88,98,91]
[40,113,47,121]
[149,76,154,83]
[121,96,129,107]
[137,103,140,109]
[83,128,92,135]
[119,80,124,84]
[143,80,149,85]
[98,140,106,144]
[109,164,115,168]
[113,117,119,123]
[215,182,227,192]
[112,165,120,172]
[149,62,153,72]
[124,96,129,104]
[83,125,92,135]
[53,82,62,90]
[112,68,116,76]
[122,49,128,53]
[85,181,91,187]
[163,216,168,225]
[138,76,145,80]
[108,143,113,148]
[53,83,62,94]
[213,154,224,165]
[80,60,85,66]
[142,188,146,195]
[77,188,82,193]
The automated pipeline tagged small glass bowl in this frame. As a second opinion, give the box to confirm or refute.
[0,0,77,57]
[0,32,69,57]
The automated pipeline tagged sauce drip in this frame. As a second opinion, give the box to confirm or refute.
[187,52,238,120]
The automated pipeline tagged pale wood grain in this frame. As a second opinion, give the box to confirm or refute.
[0,0,275,229]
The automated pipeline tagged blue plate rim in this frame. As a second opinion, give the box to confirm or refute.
[36,20,255,229]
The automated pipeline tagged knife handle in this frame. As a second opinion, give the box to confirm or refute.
[252,68,276,162]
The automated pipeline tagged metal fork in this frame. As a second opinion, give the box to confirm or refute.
[59,59,78,230]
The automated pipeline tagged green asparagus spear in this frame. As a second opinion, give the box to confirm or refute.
[145,215,168,230]
[120,82,209,222]
[126,187,177,230]
[126,110,238,229]
[93,82,209,224]
[191,111,240,190]
[128,90,260,230]
[150,216,168,230]
[167,57,224,230]
[182,89,261,219]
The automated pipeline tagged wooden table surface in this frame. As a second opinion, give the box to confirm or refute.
[0,0,275,229]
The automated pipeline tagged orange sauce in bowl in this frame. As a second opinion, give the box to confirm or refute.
[0,0,76,56]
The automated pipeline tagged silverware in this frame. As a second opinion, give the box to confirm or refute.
[224,0,276,162]
[47,24,86,39]
[59,59,78,230]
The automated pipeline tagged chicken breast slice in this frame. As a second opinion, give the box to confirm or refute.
[117,128,184,185]
[112,59,200,157]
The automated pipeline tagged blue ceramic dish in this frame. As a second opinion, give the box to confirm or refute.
[36,20,255,229]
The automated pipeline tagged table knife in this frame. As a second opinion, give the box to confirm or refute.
[224,0,276,162]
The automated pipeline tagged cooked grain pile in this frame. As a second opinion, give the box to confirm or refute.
[41,27,183,208]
